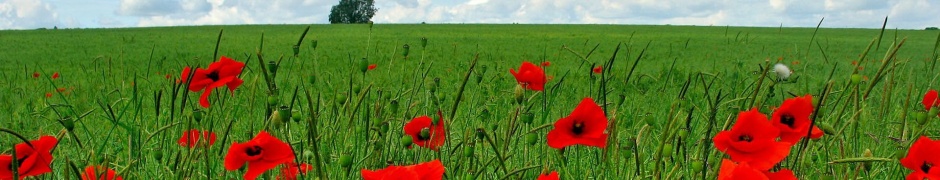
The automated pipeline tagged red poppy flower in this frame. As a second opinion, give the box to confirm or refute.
[368,64,377,71]
[224,131,295,180]
[901,136,940,180]
[180,56,245,108]
[80,166,123,180]
[32,72,39,78]
[509,61,547,91]
[923,90,939,112]
[537,171,559,180]
[45,93,52,98]
[51,72,59,79]
[770,95,823,143]
[764,169,797,180]
[277,162,312,180]
[178,129,217,148]
[540,61,550,67]
[547,97,608,149]
[404,111,446,151]
[165,74,171,79]
[592,66,603,74]
[717,159,767,180]
[713,109,792,170]
[0,136,58,180]
[361,159,444,180]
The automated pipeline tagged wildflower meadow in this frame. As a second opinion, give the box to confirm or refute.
[2,23,940,179]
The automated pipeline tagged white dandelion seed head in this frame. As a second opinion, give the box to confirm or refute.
[773,63,792,80]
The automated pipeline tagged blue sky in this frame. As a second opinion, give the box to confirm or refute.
[0,0,937,30]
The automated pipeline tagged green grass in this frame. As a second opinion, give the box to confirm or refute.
[0,24,939,179]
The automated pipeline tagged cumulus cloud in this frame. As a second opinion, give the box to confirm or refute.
[372,0,938,29]
[0,0,59,29]
[131,0,333,27]
[0,0,937,29]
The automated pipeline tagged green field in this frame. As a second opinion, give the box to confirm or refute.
[1,24,939,179]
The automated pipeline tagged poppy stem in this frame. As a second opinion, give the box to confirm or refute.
[480,128,509,174]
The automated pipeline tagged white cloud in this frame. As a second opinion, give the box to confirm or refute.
[117,0,180,16]
[0,0,937,29]
[134,0,332,27]
[0,0,59,29]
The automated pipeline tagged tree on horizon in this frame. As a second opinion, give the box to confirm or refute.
[328,0,377,24]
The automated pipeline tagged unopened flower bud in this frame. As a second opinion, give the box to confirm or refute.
[521,112,534,124]
[850,74,862,84]
[359,58,369,73]
[402,44,410,57]
[862,149,873,171]
[817,122,836,135]
[400,136,413,147]
[292,45,300,57]
[267,61,278,74]
[192,109,204,122]
[61,118,74,131]
[421,37,428,48]
[463,145,474,157]
[389,100,399,113]
[525,133,538,145]
[514,84,525,104]
[339,155,353,168]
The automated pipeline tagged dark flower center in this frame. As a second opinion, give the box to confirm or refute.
[418,128,431,141]
[780,114,796,128]
[206,71,220,81]
[245,145,263,156]
[737,135,753,142]
[572,122,584,135]
[923,161,933,173]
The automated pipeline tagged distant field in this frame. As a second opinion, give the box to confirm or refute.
[0,24,938,179]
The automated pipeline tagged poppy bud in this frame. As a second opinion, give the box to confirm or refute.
[817,122,836,135]
[353,85,362,94]
[291,110,302,122]
[61,118,74,131]
[431,116,441,125]
[480,109,491,120]
[292,45,300,57]
[894,147,906,159]
[336,94,347,105]
[475,128,486,139]
[433,77,441,88]
[267,61,278,74]
[311,40,318,49]
[514,84,525,104]
[339,155,353,168]
[267,96,279,107]
[525,133,538,145]
[475,74,483,84]
[520,112,534,124]
[402,44,410,57]
[303,150,315,159]
[380,122,389,134]
[359,58,369,73]
[276,106,291,123]
[862,148,873,171]
[421,37,428,48]
[389,100,399,113]
[308,74,316,85]
[930,107,940,117]
[400,136,413,147]
[691,160,704,172]
[662,144,673,156]
[850,74,862,84]
[368,21,374,29]
[419,128,431,140]
[192,109,204,122]
[677,129,688,139]
[915,111,928,125]
[463,145,474,157]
